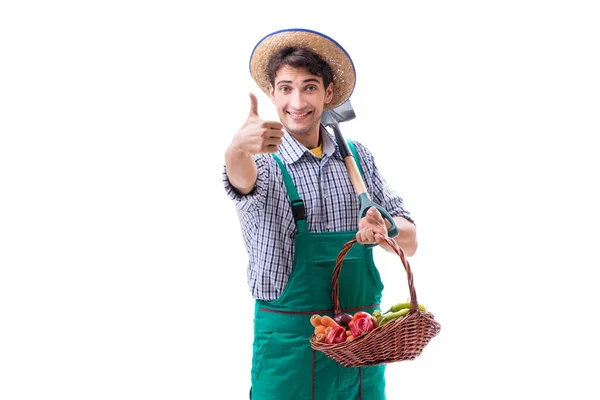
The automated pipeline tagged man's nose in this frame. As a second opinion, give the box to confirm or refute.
[289,90,306,109]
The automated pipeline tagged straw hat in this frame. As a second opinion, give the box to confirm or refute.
[249,28,356,110]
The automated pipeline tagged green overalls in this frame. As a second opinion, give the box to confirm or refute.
[250,148,387,400]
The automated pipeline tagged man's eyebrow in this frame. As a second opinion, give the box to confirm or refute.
[275,78,321,85]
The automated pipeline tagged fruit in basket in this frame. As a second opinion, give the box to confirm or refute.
[350,314,375,337]
[309,310,382,343]
[325,326,347,344]
[351,311,372,321]
[349,311,378,328]
[332,312,353,328]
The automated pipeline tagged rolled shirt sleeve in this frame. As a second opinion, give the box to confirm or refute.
[222,154,271,214]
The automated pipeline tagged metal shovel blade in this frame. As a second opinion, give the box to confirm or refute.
[321,99,356,128]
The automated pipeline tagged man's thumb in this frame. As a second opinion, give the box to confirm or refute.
[368,206,382,220]
[248,93,259,118]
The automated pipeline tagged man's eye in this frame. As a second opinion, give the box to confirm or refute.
[305,85,317,91]
[279,86,289,92]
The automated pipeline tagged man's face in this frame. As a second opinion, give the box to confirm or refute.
[269,65,334,138]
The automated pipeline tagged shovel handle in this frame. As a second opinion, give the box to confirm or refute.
[343,155,368,195]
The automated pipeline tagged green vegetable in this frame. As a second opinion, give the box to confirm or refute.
[385,302,427,314]
[371,310,383,327]
[380,308,411,326]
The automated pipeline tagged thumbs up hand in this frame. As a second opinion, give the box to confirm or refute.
[231,93,284,155]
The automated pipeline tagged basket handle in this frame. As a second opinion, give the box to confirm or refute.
[332,233,419,314]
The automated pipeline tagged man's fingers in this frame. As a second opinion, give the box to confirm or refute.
[364,208,386,231]
[355,231,364,243]
[265,128,284,146]
[356,229,377,244]
[248,93,259,118]
[266,137,283,147]
[367,229,378,243]
[367,207,384,222]
[265,124,284,133]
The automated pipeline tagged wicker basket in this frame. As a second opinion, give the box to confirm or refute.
[309,234,441,367]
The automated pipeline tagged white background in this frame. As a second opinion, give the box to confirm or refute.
[1,1,599,399]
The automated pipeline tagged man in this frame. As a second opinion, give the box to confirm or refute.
[223,28,417,400]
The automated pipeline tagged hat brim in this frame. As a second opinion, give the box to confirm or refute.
[249,28,356,110]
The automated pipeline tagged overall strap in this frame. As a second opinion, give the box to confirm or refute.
[271,154,309,234]
[346,139,365,180]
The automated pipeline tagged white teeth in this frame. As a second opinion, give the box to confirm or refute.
[289,111,308,117]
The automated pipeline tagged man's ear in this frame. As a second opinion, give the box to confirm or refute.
[324,82,334,105]
[269,85,275,103]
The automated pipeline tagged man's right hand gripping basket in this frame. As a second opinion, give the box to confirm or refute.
[309,235,441,367]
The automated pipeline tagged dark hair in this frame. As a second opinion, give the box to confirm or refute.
[267,47,334,89]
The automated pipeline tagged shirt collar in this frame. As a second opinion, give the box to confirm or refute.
[276,125,344,164]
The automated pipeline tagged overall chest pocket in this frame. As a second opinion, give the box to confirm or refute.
[311,257,383,311]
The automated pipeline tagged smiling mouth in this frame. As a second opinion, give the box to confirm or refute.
[287,110,312,120]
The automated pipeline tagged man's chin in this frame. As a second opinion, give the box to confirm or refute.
[284,122,316,137]
[286,128,310,136]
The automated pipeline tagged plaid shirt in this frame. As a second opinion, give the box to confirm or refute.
[223,127,413,301]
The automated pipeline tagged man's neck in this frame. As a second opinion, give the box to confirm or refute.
[289,128,321,150]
